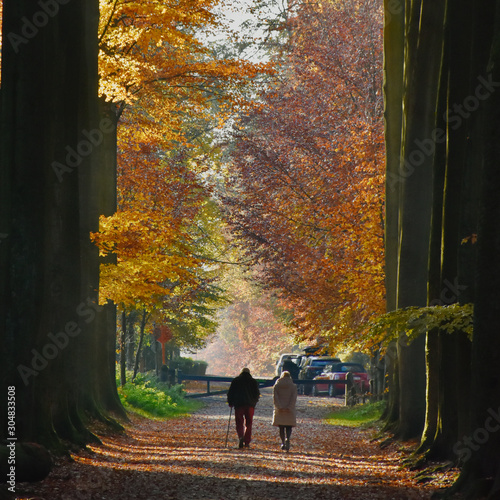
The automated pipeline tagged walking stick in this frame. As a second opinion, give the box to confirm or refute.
[225,406,232,448]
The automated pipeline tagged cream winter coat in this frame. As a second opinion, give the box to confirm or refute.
[272,374,298,427]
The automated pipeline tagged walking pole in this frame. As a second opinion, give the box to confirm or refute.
[225,406,233,448]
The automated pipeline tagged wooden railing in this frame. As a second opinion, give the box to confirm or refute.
[177,371,366,406]
[176,372,275,398]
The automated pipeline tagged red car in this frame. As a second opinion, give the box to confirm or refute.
[297,356,340,395]
[312,362,370,397]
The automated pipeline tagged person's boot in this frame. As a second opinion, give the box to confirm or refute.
[284,439,290,451]
[239,437,244,448]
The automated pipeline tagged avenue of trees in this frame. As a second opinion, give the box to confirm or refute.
[0,0,267,451]
[383,0,500,497]
[2,0,500,497]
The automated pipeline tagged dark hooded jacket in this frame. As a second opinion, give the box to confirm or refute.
[227,371,260,408]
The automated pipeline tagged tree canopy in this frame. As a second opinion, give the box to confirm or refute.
[223,0,385,348]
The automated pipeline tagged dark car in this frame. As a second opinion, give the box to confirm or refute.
[298,356,341,395]
[275,354,301,377]
[313,362,370,397]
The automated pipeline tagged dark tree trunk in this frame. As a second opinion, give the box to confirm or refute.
[419,60,448,452]
[133,310,149,380]
[382,0,405,431]
[126,311,138,371]
[0,0,128,447]
[94,100,125,417]
[383,0,404,315]
[450,3,500,496]
[381,341,399,430]
[120,311,127,387]
[0,0,101,447]
[392,0,448,440]
[418,330,439,454]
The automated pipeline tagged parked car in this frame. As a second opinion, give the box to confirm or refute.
[298,356,341,394]
[275,354,301,377]
[312,362,370,397]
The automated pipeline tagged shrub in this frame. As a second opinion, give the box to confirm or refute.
[118,372,201,419]
[169,357,208,376]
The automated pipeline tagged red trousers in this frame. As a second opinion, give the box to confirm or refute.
[234,406,255,445]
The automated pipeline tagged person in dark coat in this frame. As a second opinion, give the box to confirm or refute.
[227,368,260,448]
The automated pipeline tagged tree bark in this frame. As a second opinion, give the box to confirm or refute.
[133,310,149,380]
[0,0,102,447]
[382,0,405,431]
[0,0,129,446]
[120,310,128,387]
[393,0,447,440]
[94,100,126,417]
[450,2,500,495]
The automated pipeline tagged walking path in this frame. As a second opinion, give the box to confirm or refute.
[15,389,457,499]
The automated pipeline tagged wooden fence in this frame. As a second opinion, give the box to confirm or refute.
[177,371,366,406]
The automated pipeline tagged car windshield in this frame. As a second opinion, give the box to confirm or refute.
[311,359,336,366]
[338,364,365,372]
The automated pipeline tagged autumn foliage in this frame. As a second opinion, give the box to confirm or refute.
[224,0,385,349]
[194,267,297,376]
[92,0,272,345]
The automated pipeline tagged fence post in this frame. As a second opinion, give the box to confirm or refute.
[345,372,354,406]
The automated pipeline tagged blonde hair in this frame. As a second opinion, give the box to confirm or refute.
[280,371,291,378]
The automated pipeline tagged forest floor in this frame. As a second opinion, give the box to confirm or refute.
[11,389,461,500]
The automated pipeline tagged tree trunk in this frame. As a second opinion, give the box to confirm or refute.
[383,0,405,314]
[450,3,500,495]
[133,310,149,380]
[120,310,127,387]
[418,330,439,454]
[0,0,100,447]
[381,341,399,430]
[393,0,447,440]
[127,311,137,371]
[94,100,125,417]
[382,0,405,431]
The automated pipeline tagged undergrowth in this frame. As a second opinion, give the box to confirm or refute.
[325,400,386,428]
[118,372,202,419]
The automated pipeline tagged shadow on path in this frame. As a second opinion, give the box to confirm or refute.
[14,390,452,499]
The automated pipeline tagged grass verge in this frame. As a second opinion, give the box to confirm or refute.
[118,372,202,419]
[324,400,386,428]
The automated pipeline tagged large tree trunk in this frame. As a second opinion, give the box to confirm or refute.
[0,0,93,444]
[382,0,405,431]
[0,0,126,448]
[381,341,399,431]
[383,0,404,314]
[449,3,500,496]
[94,100,126,417]
[392,0,447,440]
[383,0,500,494]
[455,96,500,499]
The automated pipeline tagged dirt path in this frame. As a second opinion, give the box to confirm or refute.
[15,390,456,499]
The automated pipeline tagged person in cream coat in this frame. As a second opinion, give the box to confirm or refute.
[272,371,298,451]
